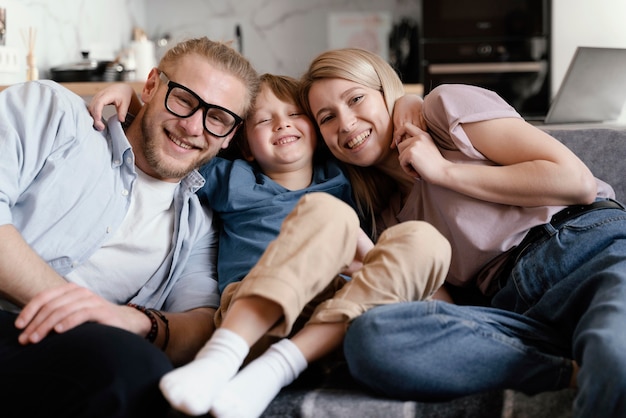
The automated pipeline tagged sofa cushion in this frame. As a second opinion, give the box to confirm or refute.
[544,128,626,200]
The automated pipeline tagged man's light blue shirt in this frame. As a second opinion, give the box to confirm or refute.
[0,80,219,312]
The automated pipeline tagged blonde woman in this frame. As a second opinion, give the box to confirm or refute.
[298,48,626,418]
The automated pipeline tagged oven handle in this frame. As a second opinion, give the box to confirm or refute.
[429,61,546,74]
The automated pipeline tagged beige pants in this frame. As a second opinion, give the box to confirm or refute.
[215,192,451,338]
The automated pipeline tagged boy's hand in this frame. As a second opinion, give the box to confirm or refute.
[88,83,136,130]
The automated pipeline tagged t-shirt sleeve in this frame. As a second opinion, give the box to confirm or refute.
[196,157,233,207]
[422,84,523,159]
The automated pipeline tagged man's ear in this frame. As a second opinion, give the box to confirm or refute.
[140,67,160,103]
[221,134,235,150]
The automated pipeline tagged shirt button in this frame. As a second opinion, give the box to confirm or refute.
[126,157,133,165]
[113,159,121,165]
[122,189,129,196]
[106,226,111,233]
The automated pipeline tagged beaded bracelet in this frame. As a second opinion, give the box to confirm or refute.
[128,303,158,343]
[149,308,170,351]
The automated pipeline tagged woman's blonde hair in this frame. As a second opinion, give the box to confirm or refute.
[159,37,260,117]
[299,48,405,238]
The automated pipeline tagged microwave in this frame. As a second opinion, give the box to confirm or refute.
[422,0,550,40]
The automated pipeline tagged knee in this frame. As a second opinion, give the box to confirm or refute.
[67,324,173,416]
[381,221,450,262]
[294,192,360,232]
[379,221,451,284]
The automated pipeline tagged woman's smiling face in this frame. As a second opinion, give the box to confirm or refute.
[308,77,394,168]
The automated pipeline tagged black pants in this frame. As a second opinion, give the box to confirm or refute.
[0,310,174,418]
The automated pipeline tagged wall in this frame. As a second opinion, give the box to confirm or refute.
[144,0,420,77]
[0,0,146,83]
[552,0,626,96]
[0,0,419,84]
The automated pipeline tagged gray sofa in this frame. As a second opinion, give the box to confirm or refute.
[262,127,626,418]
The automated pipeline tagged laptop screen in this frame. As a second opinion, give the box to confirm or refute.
[544,46,626,124]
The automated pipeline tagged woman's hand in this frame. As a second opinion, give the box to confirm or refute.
[88,83,137,131]
[396,117,597,207]
[394,122,450,181]
[392,94,427,149]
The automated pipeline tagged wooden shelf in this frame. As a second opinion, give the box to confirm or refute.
[404,84,423,96]
[57,81,145,96]
[2,81,423,98]
[0,80,145,96]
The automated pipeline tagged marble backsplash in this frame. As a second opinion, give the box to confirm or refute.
[0,0,419,84]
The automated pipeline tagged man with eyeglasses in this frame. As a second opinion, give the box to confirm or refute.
[0,37,259,418]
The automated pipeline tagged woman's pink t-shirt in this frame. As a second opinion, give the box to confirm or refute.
[378,84,614,292]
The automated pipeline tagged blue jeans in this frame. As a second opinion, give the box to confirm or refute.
[344,204,626,418]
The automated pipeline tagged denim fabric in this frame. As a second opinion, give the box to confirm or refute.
[344,205,626,418]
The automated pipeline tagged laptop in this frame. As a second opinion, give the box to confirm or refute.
[543,46,626,124]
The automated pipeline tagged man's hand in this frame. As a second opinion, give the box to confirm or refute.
[15,282,147,345]
[87,82,136,131]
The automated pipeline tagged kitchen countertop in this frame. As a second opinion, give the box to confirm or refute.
[2,81,423,97]
[404,84,423,96]
[0,81,145,96]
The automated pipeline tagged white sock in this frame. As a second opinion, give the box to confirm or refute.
[159,328,249,416]
[211,338,308,418]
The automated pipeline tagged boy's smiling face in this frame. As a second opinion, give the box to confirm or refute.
[244,86,317,176]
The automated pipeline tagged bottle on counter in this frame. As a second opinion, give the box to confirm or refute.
[130,27,155,81]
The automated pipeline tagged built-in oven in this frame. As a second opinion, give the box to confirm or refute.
[420,0,551,119]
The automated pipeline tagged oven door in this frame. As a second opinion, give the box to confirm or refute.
[423,60,550,118]
[422,0,549,39]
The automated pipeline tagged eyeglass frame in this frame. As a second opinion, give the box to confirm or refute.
[157,70,244,138]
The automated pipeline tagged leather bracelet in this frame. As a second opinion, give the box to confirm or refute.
[149,308,170,351]
[128,303,158,343]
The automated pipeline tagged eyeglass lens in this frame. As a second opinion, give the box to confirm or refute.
[166,86,238,137]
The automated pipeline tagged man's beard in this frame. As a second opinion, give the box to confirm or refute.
[141,118,216,180]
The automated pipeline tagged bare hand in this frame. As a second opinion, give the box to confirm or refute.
[392,94,427,150]
[15,282,143,345]
[88,83,136,131]
[394,122,450,182]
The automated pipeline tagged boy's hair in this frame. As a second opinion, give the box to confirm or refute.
[299,48,405,238]
[251,73,304,114]
[159,37,260,117]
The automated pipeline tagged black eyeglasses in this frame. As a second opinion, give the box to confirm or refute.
[158,71,243,138]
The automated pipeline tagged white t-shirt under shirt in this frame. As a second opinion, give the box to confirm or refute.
[66,168,179,303]
[378,84,615,293]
